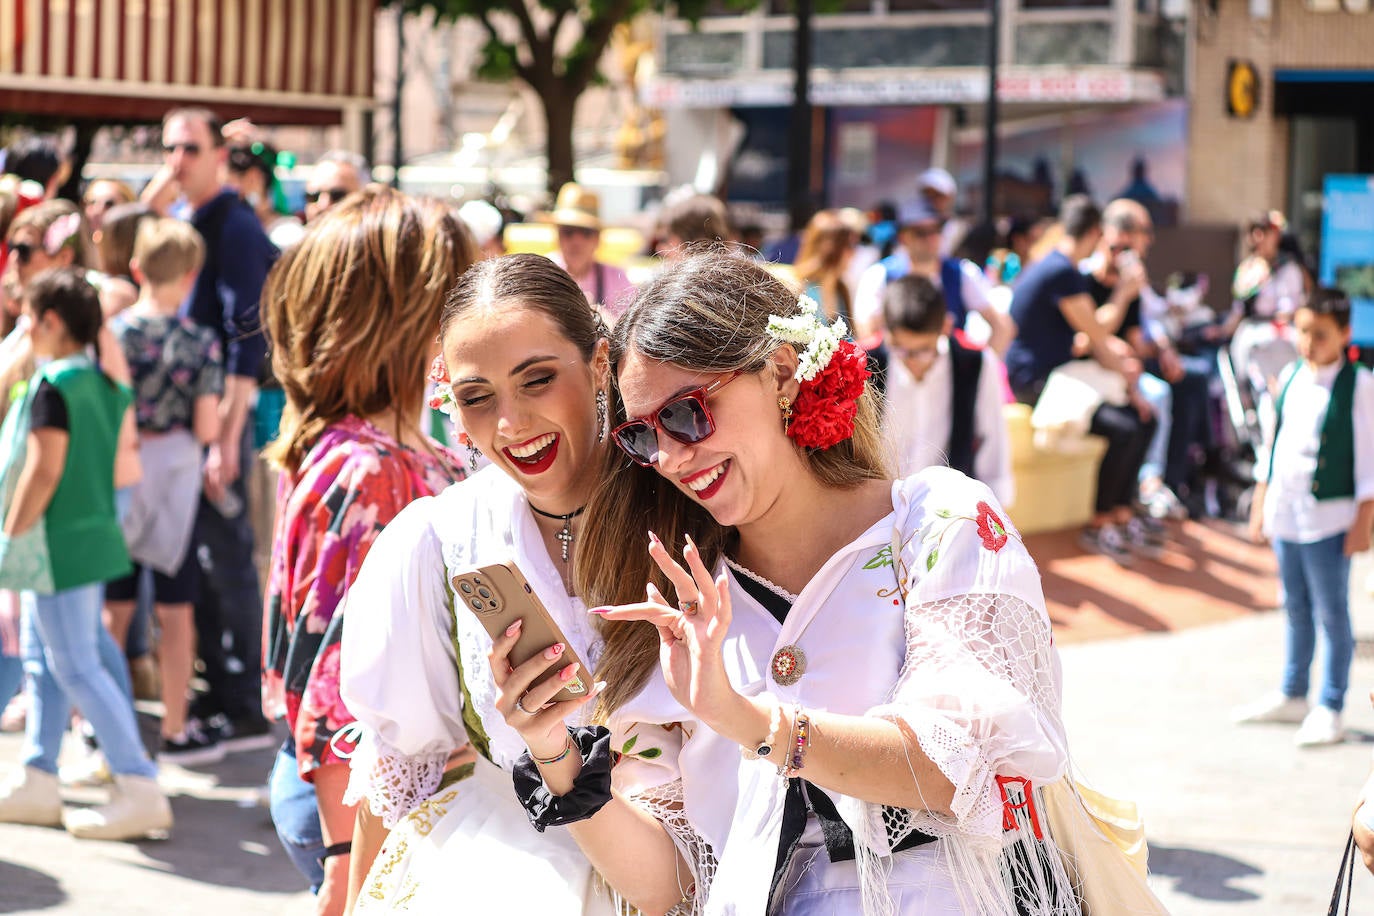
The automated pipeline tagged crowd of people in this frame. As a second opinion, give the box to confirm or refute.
[0,108,1367,916]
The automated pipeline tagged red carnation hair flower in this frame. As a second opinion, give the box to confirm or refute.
[787,339,870,451]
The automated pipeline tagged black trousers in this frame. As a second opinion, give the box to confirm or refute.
[1089,403,1158,514]
[191,422,264,722]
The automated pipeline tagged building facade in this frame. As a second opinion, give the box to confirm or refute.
[1187,0,1374,252]
[644,0,1189,216]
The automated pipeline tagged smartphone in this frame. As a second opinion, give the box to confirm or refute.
[451,562,591,703]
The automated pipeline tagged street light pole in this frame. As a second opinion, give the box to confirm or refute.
[787,0,814,233]
[392,5,405,189]
[981,0,1000,227]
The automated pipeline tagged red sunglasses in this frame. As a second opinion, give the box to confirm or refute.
[611,371,741,466]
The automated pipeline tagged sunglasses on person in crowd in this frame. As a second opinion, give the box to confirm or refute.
[162,142,202,157]
[7,242,36,266]
[611,371,742,467]
[305,187,351,204]
[557,225,597,239]
[83,197,119,212]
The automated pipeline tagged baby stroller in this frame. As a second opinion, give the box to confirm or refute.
[1211,318,1297,520]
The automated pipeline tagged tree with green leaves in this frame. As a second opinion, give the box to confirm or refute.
[396,0,754,195]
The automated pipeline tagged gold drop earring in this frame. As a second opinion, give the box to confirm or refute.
[778,396,793,435]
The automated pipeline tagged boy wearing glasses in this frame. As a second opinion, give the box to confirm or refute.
[544,182,635,319]
[878,274,1013,506]
[852,199,1014,356]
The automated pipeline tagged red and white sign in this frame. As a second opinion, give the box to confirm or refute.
[643,68,1166,109]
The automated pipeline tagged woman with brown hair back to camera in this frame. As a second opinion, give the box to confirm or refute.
[259,186,473,914]
[336,253,690,914]
[794,209,857,327]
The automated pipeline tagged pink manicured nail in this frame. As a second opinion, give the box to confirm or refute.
[545,643,565,659]
[505,621,522,637]
[648,531,662,548]
[589,606,611,615]
[560,662,581,680]
[684,533,696,551]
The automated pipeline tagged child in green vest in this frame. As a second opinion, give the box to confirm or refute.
[1236,288,1374,746]
[0,267,172,839]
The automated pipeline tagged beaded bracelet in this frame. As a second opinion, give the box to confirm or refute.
[780,706,811,779]
[741,701,784,761]
[531,732,575,766]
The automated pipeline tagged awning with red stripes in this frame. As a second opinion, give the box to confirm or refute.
[0,0,377,126]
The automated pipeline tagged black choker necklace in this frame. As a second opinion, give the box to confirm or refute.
[528,504,586,564]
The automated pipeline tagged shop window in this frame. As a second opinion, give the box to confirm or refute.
[662,31,747,75]
[1014,22,1113,64]
[887,0,987,10]
[1020,0,1110,7]
[763,24,987,69]
[769,0,875,13]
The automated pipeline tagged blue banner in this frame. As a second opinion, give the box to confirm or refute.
[1321,175,1374,346]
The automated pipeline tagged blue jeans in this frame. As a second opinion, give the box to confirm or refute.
[269,737,326,893]
[0,651,20,707]
[22,585,153,778]
[1276,533,1353,712]
[1136,372,1172,484]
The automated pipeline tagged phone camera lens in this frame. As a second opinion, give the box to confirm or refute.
[459,582,474,594]
[469,597,483,610]
[488,601,499,610]
[477,586,492,599]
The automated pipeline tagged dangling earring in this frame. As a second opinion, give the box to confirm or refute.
[595,390,608,443]
[778,396,793,435]
[458,432,482,472]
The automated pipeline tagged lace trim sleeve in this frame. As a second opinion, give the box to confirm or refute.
[625,778,716,916]
[343,729,452,829]
[866,592,1068,843]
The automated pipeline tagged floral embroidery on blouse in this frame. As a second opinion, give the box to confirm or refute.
[263,416,464,779]
[974,501,1010,552]
[612,721,693,767]
[868,495,1022,603]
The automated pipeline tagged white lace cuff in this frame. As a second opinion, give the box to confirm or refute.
[628,778,714,914]
[344,731,452,829]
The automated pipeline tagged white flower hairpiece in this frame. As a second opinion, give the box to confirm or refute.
[43,213,81,256]
[766,294,848,382]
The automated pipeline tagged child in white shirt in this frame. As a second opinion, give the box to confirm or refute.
[1236,288,1374,746]
[879,274,1013,506]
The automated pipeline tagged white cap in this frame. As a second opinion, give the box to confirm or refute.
[918,167,957,198]
[458,199,503,247]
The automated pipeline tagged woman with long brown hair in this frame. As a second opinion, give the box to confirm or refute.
[337,253,685,914]
[793,209,857,327]
[259,186,473,913]
[490,249,1139,915]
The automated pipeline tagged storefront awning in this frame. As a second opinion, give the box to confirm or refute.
[0,0,376,125]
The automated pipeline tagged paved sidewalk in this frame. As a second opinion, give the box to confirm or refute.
[1060,551,1374,914]
[0,553,1371,913]
[0,724,312,914]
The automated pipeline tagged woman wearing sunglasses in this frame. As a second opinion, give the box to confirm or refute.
[337,253,686,914]
[495,249,1091,915]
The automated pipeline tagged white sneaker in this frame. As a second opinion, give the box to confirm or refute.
[0,766,63,826]
[60,745,112,788]
[63,774,172,841]
[1295,706,1344,747]
[1232,693,1309,724]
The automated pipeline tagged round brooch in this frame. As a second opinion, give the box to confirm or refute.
[770,645,807,686]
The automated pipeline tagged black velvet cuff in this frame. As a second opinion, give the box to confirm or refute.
[512,725,614,832]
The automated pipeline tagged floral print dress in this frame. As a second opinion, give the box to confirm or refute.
[262,415,464,779]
